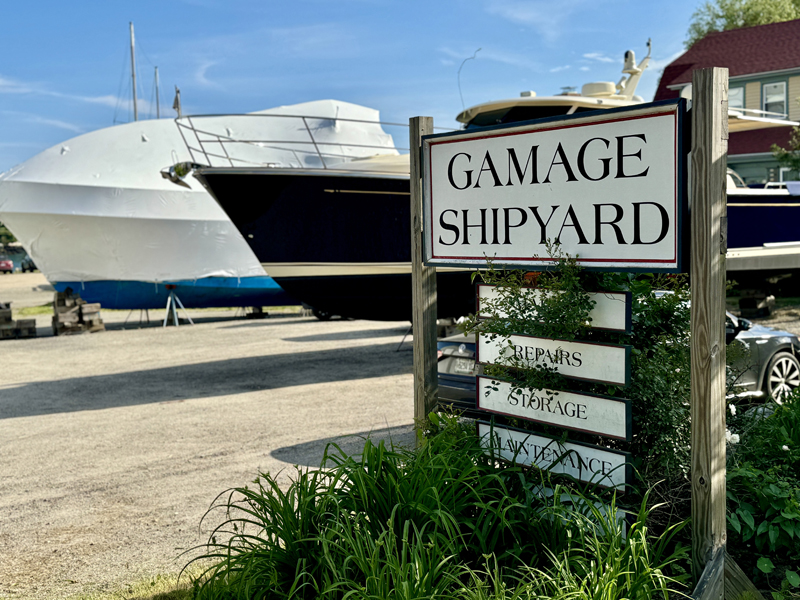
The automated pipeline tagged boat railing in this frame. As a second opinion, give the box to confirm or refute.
[175,113,414,169]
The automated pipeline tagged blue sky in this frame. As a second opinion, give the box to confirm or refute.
[0,0,702,172]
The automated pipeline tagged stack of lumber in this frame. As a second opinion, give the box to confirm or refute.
[0,301,37,340]
[52,289,105,335]
[80,303,104,332]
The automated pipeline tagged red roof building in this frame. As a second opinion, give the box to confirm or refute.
[654,19,800,183]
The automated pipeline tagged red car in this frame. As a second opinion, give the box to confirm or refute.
[0,256,13,274]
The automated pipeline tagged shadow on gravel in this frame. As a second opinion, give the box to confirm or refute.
[282,325,411,343]
[104,312,307,331]
[271,424,416,467]
[0,341,413,420]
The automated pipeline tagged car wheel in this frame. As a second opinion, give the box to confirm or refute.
[312,308,332,321]
[764,352,800,401]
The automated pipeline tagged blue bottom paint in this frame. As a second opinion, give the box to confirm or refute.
[53,276,298,310]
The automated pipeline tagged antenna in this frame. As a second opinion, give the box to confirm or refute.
[172,86,182,118]
[129,22,138,121]
[458,48,482,110]
[155,66,160,119]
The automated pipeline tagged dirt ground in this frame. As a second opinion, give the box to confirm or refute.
[0,273,417,599]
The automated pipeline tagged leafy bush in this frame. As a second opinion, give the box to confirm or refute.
[186,414,689,600]
[727,391,800,595]
[463,255,693,518]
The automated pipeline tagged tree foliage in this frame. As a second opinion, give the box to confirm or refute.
[686,0,800,47]
[0,222,16,245]
[772,126,800,174]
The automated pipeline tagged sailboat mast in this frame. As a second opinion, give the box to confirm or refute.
[129,22,138,122]
[155,66,160,119]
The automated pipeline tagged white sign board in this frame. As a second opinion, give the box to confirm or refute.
[477,376,631,440]
[478,333,630,386]
[478,422,628,489]
[422,101,686,271]
[477,285,631,332]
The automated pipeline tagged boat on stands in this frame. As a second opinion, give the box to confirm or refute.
[170,45,658,321]
[0,100,389,309]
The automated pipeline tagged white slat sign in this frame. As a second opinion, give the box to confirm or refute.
[422,101,686,271]
[477,285,631,333]
[478,333,630,386]
[478,422,628,489]
[477,376,631,440]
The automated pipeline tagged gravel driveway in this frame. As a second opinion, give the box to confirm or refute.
[0,274,416,599]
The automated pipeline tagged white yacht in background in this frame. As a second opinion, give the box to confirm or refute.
[0,99,393,309]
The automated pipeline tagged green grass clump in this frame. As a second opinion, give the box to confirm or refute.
[16,303,53,316]
[186,414,689,600]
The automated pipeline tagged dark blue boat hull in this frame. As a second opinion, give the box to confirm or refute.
[728,194,800,248]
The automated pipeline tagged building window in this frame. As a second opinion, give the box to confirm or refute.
[729,86,744,111]
[763,82,787,117]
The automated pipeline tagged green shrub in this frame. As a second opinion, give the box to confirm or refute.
[186,414,689,600]
[727,391,800,593]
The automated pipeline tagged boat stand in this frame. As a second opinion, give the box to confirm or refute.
[162,285,194,327]
[396,324,412,351]
[124,309,151,326]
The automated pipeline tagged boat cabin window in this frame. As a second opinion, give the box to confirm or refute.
[465,105,601,129]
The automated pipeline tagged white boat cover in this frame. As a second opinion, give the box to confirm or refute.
[0,100,397,284]
[179,99,399,168]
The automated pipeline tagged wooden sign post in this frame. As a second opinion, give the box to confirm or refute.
[410,116,438,428]
[690,67,728,596]
[409,67,764,597]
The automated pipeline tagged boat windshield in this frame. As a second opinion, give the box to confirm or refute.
[465,105,604,129]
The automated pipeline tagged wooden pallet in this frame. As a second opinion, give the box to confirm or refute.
[15,319,37,338]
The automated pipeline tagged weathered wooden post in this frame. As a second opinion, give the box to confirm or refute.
[410,116,438,433]
[690,67,728,593]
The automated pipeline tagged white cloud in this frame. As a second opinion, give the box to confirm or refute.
[0,73,135,110]
[484,0,590,42]
[439,46,541,71]
[0,75,37,94]
[580,66,591,71]
[583,52,615,63]
[26,116,83,133]
[1,110,83,133]
[194,60,222,88]
[0,141,42,148]
[647,49,685,73]
[268,23,358,59]
[550,65,571,73]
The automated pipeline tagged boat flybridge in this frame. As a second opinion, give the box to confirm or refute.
[457,41,653,129]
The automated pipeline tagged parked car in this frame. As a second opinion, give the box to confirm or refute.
[726,313,800,400]
[0,256,13,274]
[20,256,36,272]
[438,312,800,407]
